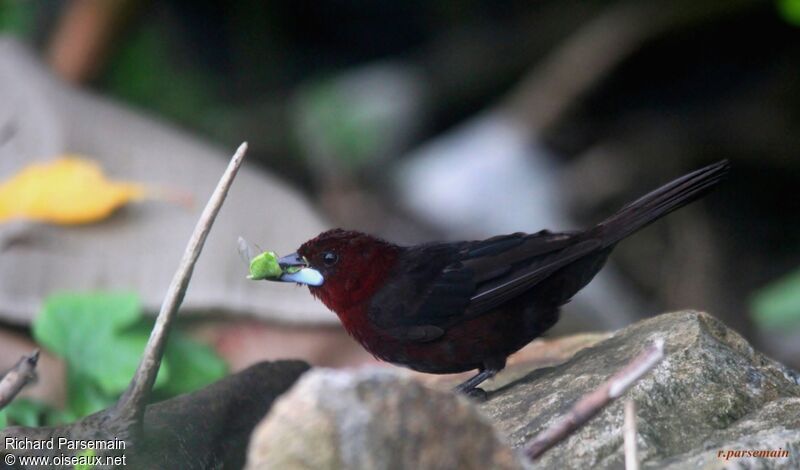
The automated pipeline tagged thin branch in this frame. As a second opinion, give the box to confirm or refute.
[525,339,664,461]
[623,399,639,470]
[115,142,248,425]
[0,350,40,410]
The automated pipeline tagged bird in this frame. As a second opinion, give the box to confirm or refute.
[264,160,729,396]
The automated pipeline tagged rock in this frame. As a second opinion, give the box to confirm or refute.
[656,397,800,469]
[245,368,522,470]
[0,38,331,326]
[136,360,311,469]
[481,310,800,468]
[416,332,612,391]
[0,360,311,470]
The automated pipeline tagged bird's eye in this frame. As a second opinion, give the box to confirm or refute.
[322,251,338,266]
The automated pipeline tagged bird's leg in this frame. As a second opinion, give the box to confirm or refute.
[454,358,505,400]
[453,369,497,397]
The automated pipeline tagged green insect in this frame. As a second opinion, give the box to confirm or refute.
[238,237,305,281]
[247,250,283,280]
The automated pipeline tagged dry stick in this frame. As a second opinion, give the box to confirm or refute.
[623,399,639,470]
[525,339,664,461]
[0,350,40,410]
[115,142,248,425]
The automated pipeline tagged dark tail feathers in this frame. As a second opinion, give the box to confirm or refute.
[597,160,729,246]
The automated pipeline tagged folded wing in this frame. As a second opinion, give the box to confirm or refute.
[369,230,598,341]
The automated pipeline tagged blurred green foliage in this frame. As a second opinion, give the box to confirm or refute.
[2,398,72,427]
[297,79,382,168]
[34,292,169,418]
[750,268,800,330]
[778,0,800,26]
[74,449,96,470]
[0,292,227,428]
[0,2,36,37]
[105,23,219,127]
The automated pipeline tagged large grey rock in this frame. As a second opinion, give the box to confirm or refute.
[1,360,311,469]
[481,311,800,469]
[243,312,798,469]
[0,39,332,325]
[246,369,522,470]
[657,397,800,469]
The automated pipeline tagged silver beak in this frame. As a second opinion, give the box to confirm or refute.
[276,253,324,286]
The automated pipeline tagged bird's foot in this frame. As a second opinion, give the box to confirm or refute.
[453,367,500,401]
[453,383,488,401]
[462,387,488,401]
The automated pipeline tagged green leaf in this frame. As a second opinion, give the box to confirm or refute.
[750,267,800,330]
[29,292,225,422]
[0,409,6,429]
[33,292,169,399]
[0,3,36,36]
[74,448,96,470]
[34,292,140,356]
[160,332,227,396]
[2,398,76,427]
[46,408,78,426]
[67,370,116,418]
[88,329,167,395]
[3,398,52,427]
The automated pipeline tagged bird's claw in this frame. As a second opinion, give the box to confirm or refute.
[455,386,488,401]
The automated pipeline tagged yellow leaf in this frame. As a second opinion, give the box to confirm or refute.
[0,157,146,224]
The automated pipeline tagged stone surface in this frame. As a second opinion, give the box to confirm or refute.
[416,332,612,391]
[656,397,800,469]
[481,310,800,468]
[0,38,332,326]
[136,360,311,469]
[246,369,523,470]
[0,360,311,470]
[243,312,800,469]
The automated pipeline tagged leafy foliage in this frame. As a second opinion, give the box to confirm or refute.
[778,0,800,26]
[1,292,227,428]
[74,449,96,470]
[296,79,382,169]
[0,2,36,37]
[750,268,800,330]
[105,23,218,127]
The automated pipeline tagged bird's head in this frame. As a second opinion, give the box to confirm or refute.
[276,229,401,314]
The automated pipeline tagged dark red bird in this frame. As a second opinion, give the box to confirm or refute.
[269,161,729,395]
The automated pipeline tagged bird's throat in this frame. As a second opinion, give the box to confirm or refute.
[309,247,400,336]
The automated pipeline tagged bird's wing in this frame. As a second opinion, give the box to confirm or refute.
[463,238,600,315]
[368,230,597,342]
[367,241,469,341]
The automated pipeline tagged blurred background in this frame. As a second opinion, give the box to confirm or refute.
[0,0,799,425]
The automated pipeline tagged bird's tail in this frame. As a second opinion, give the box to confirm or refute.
[596,160,729,246]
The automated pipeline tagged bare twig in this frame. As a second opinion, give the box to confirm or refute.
[115,142,248,425]
[624,399,639,470]
[0,350,39,410]
[525,339,664,460]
